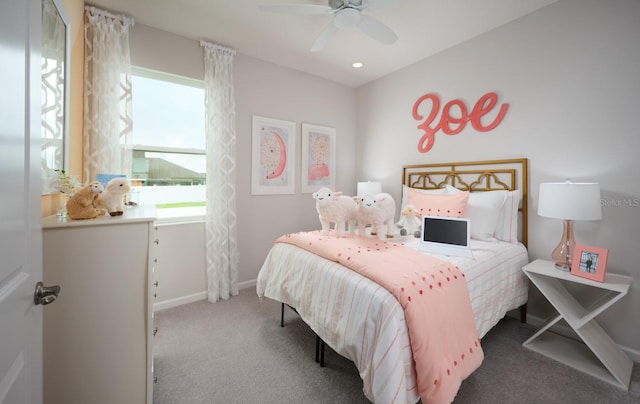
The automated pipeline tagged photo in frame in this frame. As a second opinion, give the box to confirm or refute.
[301,123,336,193]
[570,244,609,282]
[251,116,296,195]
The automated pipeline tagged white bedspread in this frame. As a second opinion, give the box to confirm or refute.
[256,237,528,404]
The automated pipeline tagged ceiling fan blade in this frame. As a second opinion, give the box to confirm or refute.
[358,14,398,45]
[310,22,339,52]
[258,4,333,15]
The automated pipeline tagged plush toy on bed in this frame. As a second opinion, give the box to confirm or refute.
[66,182,104,220]
[397,204,422,238]
[354,193,396,240]
[96,177,131,216]
[313,187,358,237]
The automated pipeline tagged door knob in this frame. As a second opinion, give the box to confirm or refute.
[34,281,61,306]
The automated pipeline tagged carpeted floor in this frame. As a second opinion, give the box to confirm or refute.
[152,288,640,404]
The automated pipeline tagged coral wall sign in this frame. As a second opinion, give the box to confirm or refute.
[411,92,509,153]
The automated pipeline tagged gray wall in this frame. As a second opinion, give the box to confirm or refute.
[234,54,357,284]
[355,0,640,355]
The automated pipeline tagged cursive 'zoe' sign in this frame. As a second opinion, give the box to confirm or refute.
[411,92,509,153]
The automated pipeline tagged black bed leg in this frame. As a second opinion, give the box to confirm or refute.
[315,335,325,367]
[280,302,325,366]
[520,303,527,323]
[280,302,285,327]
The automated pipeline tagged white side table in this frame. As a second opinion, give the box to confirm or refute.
[522,259,633,390]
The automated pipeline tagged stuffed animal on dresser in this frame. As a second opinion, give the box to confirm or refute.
[96,177,131,216]
[66,182,104,220]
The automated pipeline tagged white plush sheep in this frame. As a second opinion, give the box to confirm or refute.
[313,187,358,237]
[354,193,396,240]
[96,177,131,216]
[397,204,422,237]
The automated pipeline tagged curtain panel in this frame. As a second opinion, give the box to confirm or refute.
[83,6,134,183]
[201,41,239,302]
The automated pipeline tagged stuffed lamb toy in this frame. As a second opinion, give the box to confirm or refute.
[313,187,357,237]
[397,204,422,238]
[354,193,396,240]
[96,177,131,216]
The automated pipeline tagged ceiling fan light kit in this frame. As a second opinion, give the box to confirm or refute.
[334,8,362,29]
[260,0,399,51]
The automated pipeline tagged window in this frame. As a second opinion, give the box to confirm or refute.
[131,67,206,218]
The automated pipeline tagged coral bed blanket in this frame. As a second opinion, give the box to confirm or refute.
[276,231,483,404]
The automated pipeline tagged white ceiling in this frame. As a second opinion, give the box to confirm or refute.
[87,0,558,87]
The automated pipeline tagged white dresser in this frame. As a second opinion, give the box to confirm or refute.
[42,206,157,404]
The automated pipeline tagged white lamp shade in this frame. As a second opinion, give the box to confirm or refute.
[357,181,382,197]
[538,182,602,221]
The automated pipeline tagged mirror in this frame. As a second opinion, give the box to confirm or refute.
[41,0,70,193]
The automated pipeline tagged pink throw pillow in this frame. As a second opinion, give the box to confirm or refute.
[407,188,469,218]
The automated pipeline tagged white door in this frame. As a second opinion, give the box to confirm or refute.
[0,0,44,403]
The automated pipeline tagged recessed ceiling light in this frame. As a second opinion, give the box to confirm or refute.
[352,62,364,68]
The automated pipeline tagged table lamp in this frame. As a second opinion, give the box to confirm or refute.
[537,181,602,270]
[356,181,382,197]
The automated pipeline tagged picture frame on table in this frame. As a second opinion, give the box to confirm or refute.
[570,244,609,282]
[301,123,336,194]
[251,115,296,195]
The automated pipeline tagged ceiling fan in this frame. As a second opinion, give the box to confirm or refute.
[259,0,399,52]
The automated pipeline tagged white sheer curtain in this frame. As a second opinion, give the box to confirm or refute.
[83,6,134,182]
[201,41,239,302]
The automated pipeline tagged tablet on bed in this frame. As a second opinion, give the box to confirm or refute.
[419,215,473,258]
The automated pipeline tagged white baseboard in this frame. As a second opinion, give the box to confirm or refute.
[153,279,257,312]
[154,291,207,312]
[526,314,640,363]
[238,278,256,290]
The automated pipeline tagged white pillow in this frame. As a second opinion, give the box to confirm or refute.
[494,189,522,244]
[401,184,446,210]
[445,185,507,241]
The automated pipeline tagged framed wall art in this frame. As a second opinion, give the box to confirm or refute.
[251,116,296,195]
[301,123,336,193]
[570,244,609,282]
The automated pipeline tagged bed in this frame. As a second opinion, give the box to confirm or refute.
[257,158,529,404]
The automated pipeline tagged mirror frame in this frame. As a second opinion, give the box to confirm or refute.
[41,0,71,193]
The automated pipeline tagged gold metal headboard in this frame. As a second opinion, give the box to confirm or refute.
[402,158,528,247]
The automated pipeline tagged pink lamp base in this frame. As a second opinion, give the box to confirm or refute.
[551,220,575,271]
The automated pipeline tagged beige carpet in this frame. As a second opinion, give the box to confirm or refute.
[152,288,640,404]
